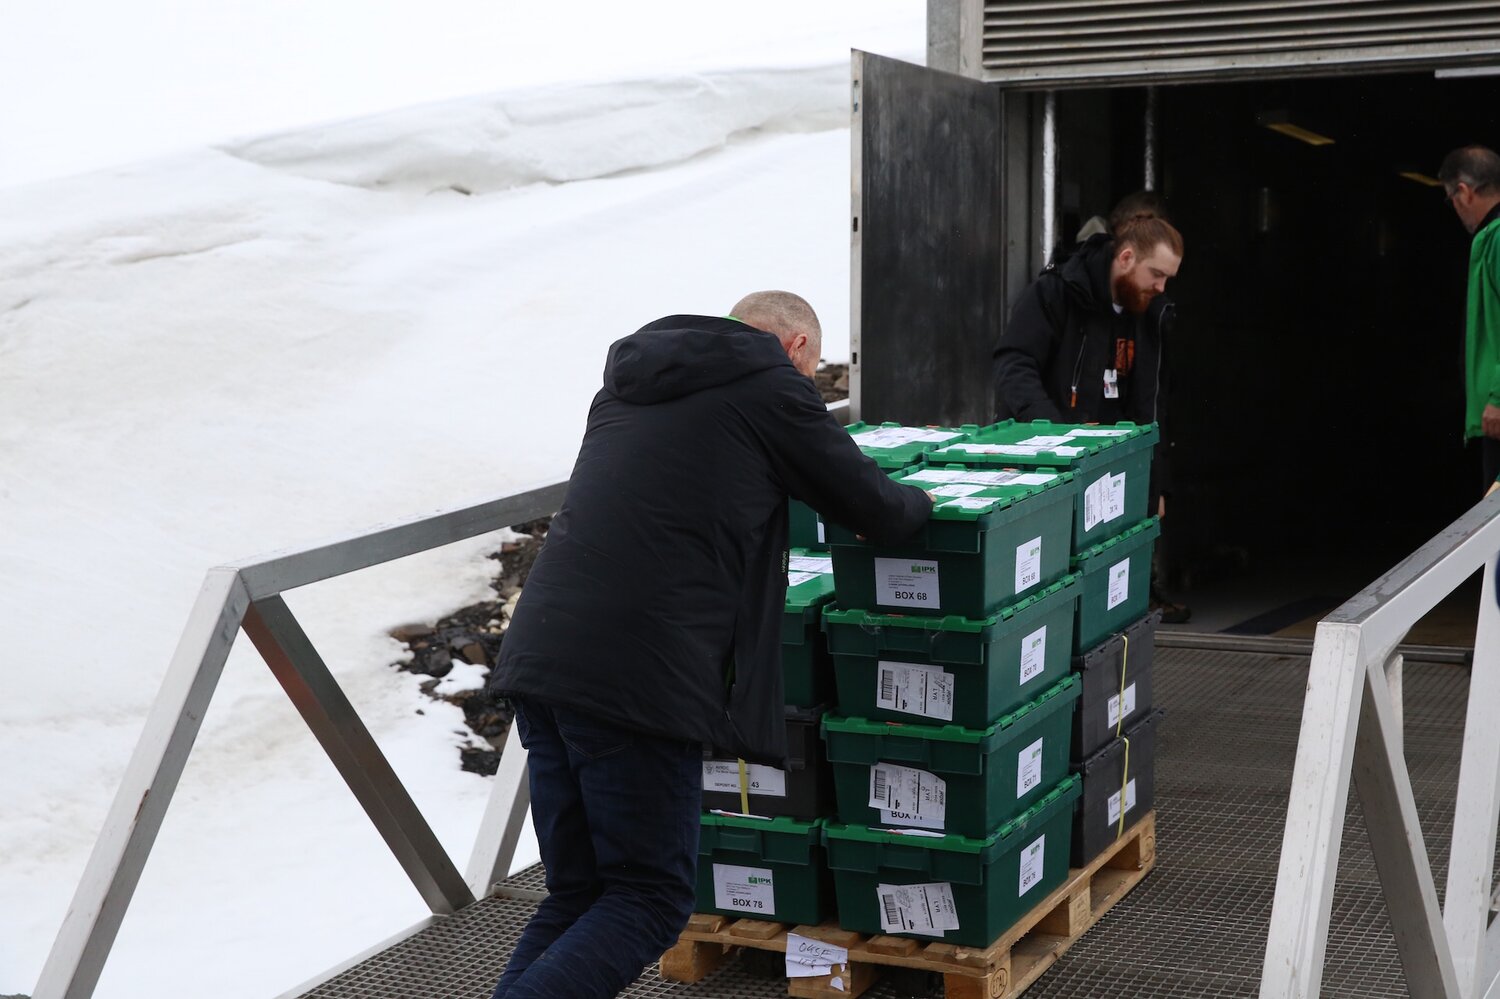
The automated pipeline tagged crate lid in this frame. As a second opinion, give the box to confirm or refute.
[926,420,1158,470]
[1071,517,1161,568]
[700,810,823,839]
[822,673,1080,744]
[891,465,1076,521]
[822,574,1078,635]
[823,775,1082,855]
[785,549,836,610]
[845,421,974,470]
[1075,608,1161,669]
[1077,708,1166,775]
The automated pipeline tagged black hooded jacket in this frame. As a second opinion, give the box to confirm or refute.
[993,233,1171,427]
[489,315,931,766]
[992,234,1174,498]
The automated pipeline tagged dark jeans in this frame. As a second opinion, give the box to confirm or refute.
[1481,437,1500,494]
[492,698,703,999]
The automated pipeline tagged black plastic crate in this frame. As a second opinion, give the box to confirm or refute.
[1071,708,1163,867]
[701,704,834,820]
[1071,610,1159,762]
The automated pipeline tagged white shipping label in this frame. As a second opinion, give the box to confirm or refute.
[1015,537,1043,594]
[1017,737,1045,798]
[930,483,987,498]
[876,661,955,721]
[944,443,1042,455]
[879,807,945,831]
[1106,683,1138,728]
[1105,472,1126,523]
[875,557,940,609]
[786,570,821,587]
[788,555,833,574]
[785,933,849,979]
[1019,625,1048,685]
[1065,427,1131,438]
[902,468,966,484]
[1017,435,1075,447]
[877,882,960,936]
[869,763,947,824]
[1006,473,1060,486]
[1107,779,1140,826]
[1083,476,1109,532]
[702,761,788,798]
[940,497,996,511]
[713,864,776,915]
[817,519,826,544]
[1106,557,1131,611]
[851,427,928,449]
[1018,835,1046,896]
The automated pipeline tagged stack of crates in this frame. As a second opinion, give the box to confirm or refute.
[695,548,840,925]
[815,447,1088,947]
[927,421,1165,866]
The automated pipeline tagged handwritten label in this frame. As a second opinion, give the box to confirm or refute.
[877,882,960,936]
[870,763,947,825]
[785,932,849,979]
[876,661,955,721]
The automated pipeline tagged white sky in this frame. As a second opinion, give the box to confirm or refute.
[0,0,924,188]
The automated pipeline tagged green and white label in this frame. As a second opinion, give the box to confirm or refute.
[1019,625,1048,685]
[1019,835,1046,896]
[1108,779,1139,826]
[1015,537,1043,593]
[1083,471,1127,532]
[714,864,775,914]
[875,557,940,609]
[702,760,787,798]
[1017,737,1044,798]
[870,762,946,826]
[877,881,960,936]
[1107,557,1131,610]
[876,660,955,721]
[1107,683,1138,728]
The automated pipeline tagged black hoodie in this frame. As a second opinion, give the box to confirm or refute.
[490,315,931,765]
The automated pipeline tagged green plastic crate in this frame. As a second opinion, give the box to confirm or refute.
[695,813,831,924]
[823,575,1079,729]
[821,674,1080,838]
[823,775,1081,947]
[926,420,1158,554]
[1071,518,1160,653]
[789,423,973,549]
[783,549,837,706]
[827,467,1076,619]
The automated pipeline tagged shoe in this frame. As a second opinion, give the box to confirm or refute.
[1150,583,1191,624]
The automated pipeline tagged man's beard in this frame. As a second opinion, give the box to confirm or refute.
[1113,273,1157,315]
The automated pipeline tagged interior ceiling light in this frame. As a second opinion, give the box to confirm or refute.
[1397,171,1443,187]
[1256,110,1335,147]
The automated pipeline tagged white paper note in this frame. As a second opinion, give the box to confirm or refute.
[869,763,947,824]
[789,555,833,574]
[785,932,849,979]
[877,882,960,936]
[1017,435,1075,447]
[1065,427,1131,438]
[713,864,776,915]
[875,557,940,609]
[940,496,996,511]
[1019,625,1048,685]
[876,661,955,721]
[1107,778,1139,826]
[702,761,788,797]
[1106,557,1131,610]
[1019,835,1046,896]
[930,483,987,498]
[786,570,821,587]
[1107,683,1138,728]
[1017,737,1044,798]
[1015,537,1043,593]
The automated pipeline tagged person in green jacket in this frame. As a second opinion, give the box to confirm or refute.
[1440,145,1500,493]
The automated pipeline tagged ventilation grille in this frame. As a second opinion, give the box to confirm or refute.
[981,1,1500,83]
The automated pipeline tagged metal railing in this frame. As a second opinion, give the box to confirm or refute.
[1262,492,1500,998]
[34,398,853,999]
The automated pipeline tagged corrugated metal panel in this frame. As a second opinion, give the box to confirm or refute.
[981,0,1500,85]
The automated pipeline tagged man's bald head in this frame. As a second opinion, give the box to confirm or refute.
[730,290,822,377]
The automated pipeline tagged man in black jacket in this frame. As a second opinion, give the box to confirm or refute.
[487,291,931,999]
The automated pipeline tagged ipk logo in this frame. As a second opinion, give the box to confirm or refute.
[911,564,937,574]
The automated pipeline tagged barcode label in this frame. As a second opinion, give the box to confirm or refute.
[869,763,947,826]
[876,882,960,936]
[874,660,954,721]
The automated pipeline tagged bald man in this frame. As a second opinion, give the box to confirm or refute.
[486,291,931,999]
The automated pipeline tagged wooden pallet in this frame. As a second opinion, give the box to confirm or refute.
[660,810,1155,999]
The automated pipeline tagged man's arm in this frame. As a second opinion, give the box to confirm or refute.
[993,281,1064,421]
[1483,248,1500,438]
[762,376,932,544]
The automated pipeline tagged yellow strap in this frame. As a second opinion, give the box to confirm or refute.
[1117,736,1132,839]
[738,758,750,815]
[1115,633,1130,738]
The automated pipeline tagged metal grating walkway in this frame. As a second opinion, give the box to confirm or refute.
[300,646,1476,998]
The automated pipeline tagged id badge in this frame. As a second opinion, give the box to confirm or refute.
[1103,369,1120,399]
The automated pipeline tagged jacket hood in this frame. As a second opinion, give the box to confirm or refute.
[602,315,793,404]
[1056,232,1116,312]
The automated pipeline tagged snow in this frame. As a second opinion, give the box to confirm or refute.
[0,5,923,998]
